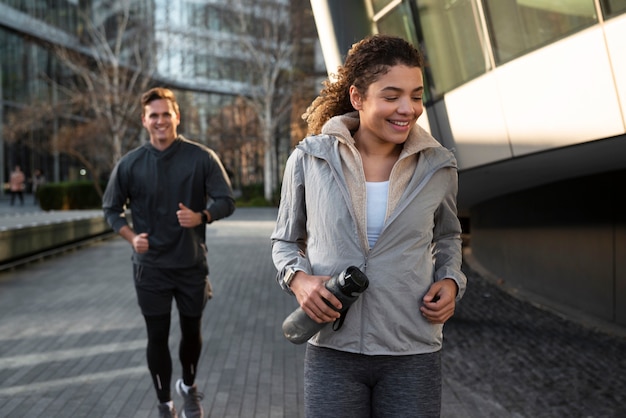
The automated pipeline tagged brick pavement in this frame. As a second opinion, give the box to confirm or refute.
[0,207,305,417]
[0,206,625,417]
[442,261,626,418]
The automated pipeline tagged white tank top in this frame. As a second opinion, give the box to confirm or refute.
[366,181,389,248]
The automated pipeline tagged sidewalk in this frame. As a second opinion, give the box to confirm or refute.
[0,195,42,214]
[0,207,624,417]
[0,195,102,224]
[0,207,303,417]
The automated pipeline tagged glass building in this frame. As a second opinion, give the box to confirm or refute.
[0,0,320,194]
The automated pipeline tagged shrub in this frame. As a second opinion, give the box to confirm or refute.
[38,181,104,210]
[235,183,276,207]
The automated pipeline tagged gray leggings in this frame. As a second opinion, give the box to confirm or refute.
[304,345,441,418]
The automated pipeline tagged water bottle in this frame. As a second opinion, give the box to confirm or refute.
[282,266,369,344]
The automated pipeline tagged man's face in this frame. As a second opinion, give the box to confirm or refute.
[141,99,180,148]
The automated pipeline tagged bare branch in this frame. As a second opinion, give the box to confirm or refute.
[223,0,314,201]
[4,0,155,197]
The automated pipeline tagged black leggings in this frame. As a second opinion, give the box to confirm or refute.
[144,313,203,403]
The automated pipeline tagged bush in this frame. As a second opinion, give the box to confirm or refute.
[37,184,66,210]
[38,181,104,210]
[38,180,278,210]
[235,183,276,207]
[239,184,264,201]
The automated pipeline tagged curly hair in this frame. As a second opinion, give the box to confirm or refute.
[302,34,424,135]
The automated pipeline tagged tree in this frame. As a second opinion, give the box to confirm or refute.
[231,0,314,202]
[59,0,156,165]
[207,96,263,191]
[4,0,155,196]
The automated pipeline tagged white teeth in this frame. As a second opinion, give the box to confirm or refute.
[390,120,409,126]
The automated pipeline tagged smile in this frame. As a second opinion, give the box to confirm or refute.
[389,120,410,127]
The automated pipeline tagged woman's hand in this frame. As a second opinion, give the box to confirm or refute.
[420,278,458,324]
[289,271,343,324]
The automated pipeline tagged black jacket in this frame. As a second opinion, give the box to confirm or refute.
[103,136,235,268]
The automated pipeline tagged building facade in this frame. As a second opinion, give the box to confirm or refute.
[0,0,320,196]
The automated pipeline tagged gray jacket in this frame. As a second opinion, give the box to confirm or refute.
[271,113,467,355]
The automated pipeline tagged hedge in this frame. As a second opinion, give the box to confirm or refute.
[37,181,104,210]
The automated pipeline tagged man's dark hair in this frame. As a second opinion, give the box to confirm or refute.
[141,87,180,116]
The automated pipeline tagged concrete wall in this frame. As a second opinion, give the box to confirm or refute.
[0,216,112,264]
[469,169,626,327]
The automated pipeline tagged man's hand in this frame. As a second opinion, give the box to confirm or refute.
[420,278,458,324]
[177,203,204,228]
[119,225,149,254]
[132,232,150,254]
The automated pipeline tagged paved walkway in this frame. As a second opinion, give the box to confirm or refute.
[0,197,102,230]
[0,204,625,417]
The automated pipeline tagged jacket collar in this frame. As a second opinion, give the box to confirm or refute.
[317,112,443,158]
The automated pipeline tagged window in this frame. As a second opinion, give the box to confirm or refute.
[600,0,626,18]
[371,0,394,14]
[375,1,419,46]
[483,0,598,64]
[409,0,488,97]
[1,30,28,103]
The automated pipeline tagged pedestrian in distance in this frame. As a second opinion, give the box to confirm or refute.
[9,165,25,206]
[32,168,45,205]
[271,34,467,417]
[103,87,235,418]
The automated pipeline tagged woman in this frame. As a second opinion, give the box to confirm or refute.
[9,165,25,206]
[271,34,467,417]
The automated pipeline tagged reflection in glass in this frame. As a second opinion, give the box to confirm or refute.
[371,0,394,15]
[410,0,488,98]
[600,0,626,18]
[376,2,418,46]
[483,0,597,64]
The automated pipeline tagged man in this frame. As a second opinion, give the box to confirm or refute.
[103,87,235,418]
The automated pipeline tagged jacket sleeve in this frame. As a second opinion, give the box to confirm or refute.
[271,150,312,293]
[432,167,467,300]
[102,161,130,233]
[204,148,235,222]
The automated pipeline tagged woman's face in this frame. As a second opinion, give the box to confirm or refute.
[351,64,424,147]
